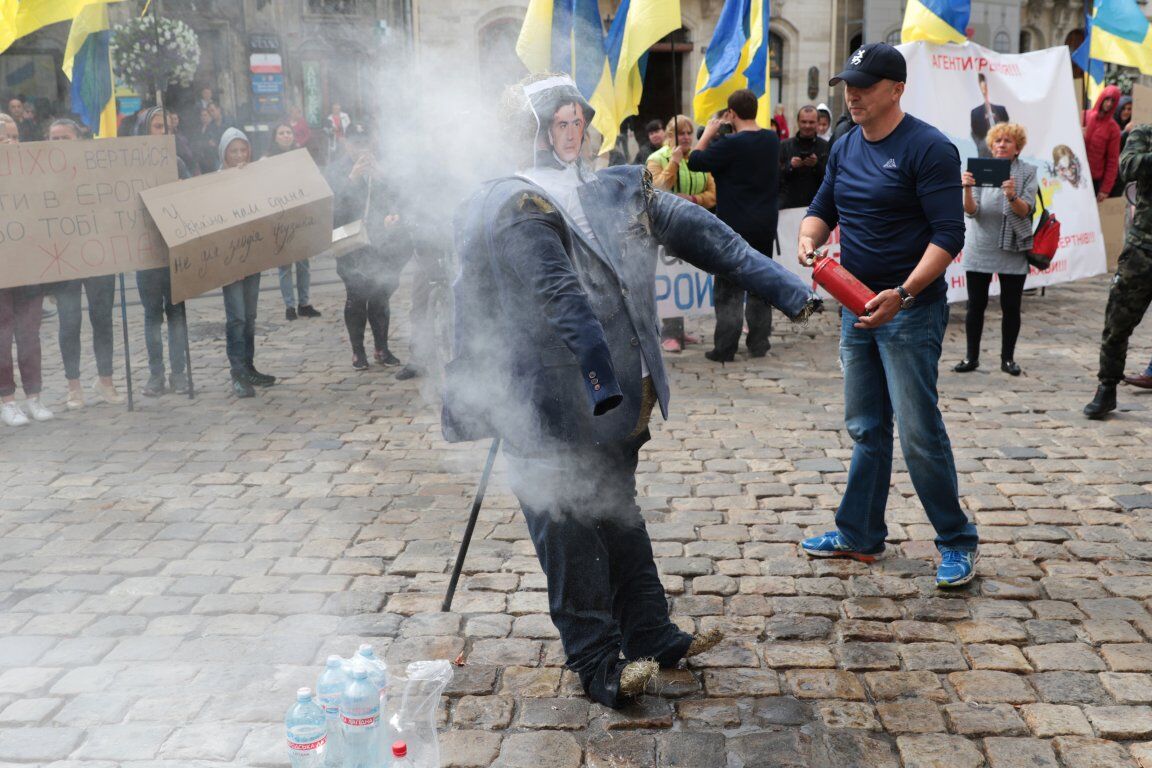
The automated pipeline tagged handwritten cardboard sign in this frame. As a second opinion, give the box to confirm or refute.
[139,149,334,303]
[0,135,176,289]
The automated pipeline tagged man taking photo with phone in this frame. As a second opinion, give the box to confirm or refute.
[779,105,830,209]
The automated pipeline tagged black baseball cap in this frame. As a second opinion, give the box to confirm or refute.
[829,43,907,87]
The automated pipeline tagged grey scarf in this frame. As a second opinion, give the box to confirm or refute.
[999,159,1037,252]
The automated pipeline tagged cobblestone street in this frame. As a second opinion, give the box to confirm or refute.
[2,273,1152,767]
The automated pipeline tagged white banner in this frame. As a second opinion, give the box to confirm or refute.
[774,42,1108,303]
[655,246,715,318]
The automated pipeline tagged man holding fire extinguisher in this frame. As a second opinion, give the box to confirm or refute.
[795,43,980,588]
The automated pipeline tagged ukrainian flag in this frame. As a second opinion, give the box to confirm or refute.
[604,0,682,128]
[63,3,120,138]
[900,0,969,45]
[692,0,773,129]
[517,0,621,151]
[1088,0,1152,75]
[0,0,121,55]
[1072,16,1108,104]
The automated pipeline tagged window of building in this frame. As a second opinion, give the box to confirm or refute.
[886,28,902,45]
[993,30,1011,53]
[769,31,784,107]
[307,0,359,13]
[1019,30,1032,52]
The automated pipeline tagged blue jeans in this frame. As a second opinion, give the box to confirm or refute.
[837,301,978,553]
[222,273,260,375]
[135,268,187,378]
[55,276,116,379]
[506,434,692,708]
[278,260,310,308]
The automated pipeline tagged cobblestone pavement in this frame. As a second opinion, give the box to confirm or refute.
[2,272,1152,767]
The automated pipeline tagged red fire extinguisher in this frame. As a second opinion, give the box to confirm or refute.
[811,256,877,318]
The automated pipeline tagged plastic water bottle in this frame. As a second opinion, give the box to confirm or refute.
[285,687,326,768]
[390,740,414,767]
[315,656,347,767]
[356,643,390,697]
[340,663,380,768]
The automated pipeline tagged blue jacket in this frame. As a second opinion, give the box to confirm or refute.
[443,165,812,454]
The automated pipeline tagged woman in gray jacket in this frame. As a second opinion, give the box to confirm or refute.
[955,123,1037,377]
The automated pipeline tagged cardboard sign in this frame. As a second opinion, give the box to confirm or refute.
[140,149,334,303]
[1131,83,1152,129]
[1098,196,1128,272]
[0,135,176,289]
[655,247,715,319]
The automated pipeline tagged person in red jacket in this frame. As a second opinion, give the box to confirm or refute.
[1084,85,1122,202]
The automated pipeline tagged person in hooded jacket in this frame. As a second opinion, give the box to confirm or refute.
[218,128,276,397]
[1084,85,1122,202]
[135,106,191,397]
[1112,95,1134,197]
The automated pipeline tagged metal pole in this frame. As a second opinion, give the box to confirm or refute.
[441,438,501,612]
[118,273,134,412]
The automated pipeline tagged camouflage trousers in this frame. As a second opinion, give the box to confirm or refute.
[1098,245,1152,383]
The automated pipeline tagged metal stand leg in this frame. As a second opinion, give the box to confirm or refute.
[441,438,501,612]
[118,273,134,412]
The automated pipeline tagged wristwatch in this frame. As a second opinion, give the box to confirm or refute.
[895,285,915,310]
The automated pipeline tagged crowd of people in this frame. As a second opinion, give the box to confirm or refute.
[0,88,425,420]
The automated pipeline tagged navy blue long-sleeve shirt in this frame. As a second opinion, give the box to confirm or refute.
[806,114,964,304]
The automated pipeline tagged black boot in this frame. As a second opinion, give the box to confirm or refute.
[1083,383,1117,419]
[245,363,276,387]
[231,374,255,398]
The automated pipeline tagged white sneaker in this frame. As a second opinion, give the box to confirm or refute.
[25,397,53,422]
[1,402,29,427]
[91,378,124,405]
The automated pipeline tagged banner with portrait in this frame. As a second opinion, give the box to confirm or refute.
[897,41,1107,300]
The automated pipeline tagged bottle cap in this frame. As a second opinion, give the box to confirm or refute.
[297,687,312,700]
[358,643,373,656]
[392,741,407,757]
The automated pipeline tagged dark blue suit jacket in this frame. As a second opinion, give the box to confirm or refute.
[443,166,812,454]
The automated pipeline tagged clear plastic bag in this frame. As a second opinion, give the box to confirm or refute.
[379,660,454,768]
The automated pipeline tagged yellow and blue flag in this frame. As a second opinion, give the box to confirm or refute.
[63,2,119,138]
[1071,14,1108,105]
[517,0,620,150]
[0,0,121,55]
[1085,0,1152,75]
[900,0,969,45]
[692,0,773,129]
[604,0,681,131]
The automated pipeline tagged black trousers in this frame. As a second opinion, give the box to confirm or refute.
[342,279,394,356]
[712,275,773,358]
[506,434,692,708]
[963,271,1027,362]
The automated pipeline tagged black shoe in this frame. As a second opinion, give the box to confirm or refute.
[231,377,255,398]
[953,359,979,373]
[285,307,297,321]
[1084,383,1117,419]
[375,349,402,367]
[395,365,421,381]
[704,350,735,363]
[1001,360,1022,376]
[352,353,369,371]
[245,366,276,387]
[142,373,166,397]
[169,372,190,394]
[298,304,321,318]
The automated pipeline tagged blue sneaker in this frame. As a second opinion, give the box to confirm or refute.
[800,531,884,563]
[936,548,979,588]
